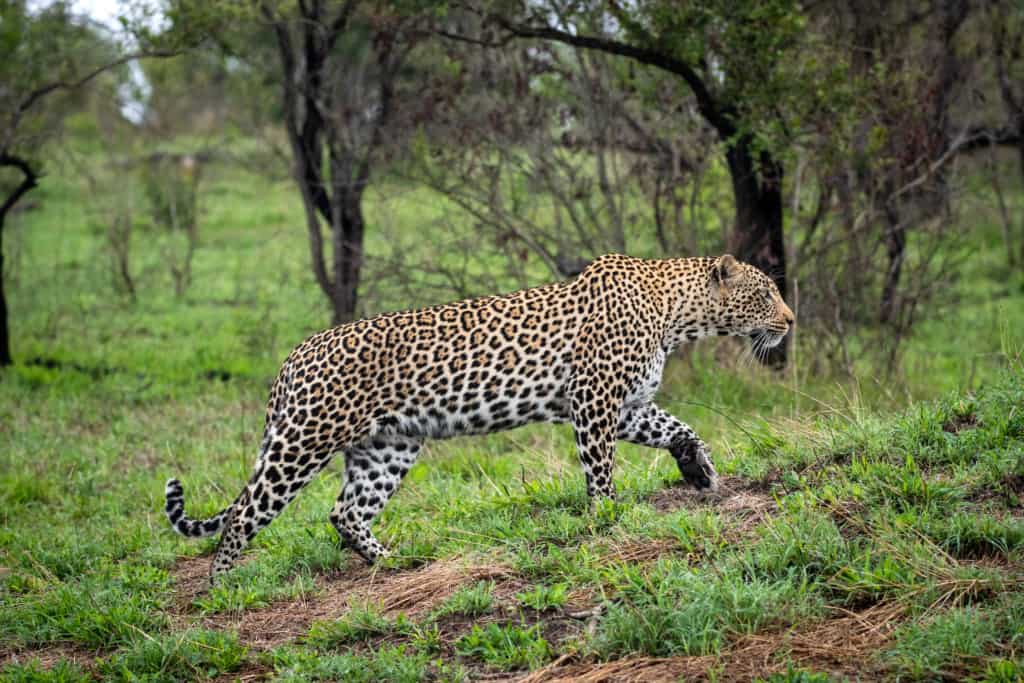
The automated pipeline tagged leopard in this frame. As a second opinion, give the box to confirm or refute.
[164,253,795,581]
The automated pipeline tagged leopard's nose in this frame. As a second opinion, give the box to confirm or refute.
[780,302,795,326]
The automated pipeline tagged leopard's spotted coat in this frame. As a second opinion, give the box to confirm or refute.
[164,254,795,580]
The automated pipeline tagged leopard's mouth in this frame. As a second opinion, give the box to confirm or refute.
[749,328,787,353]
[763,331,787,348]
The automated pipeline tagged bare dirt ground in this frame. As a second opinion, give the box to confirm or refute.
[0,642,101,673]
[173,556,521,650]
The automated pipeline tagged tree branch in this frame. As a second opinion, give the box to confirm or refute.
[434,27,515,48]
[0,154,39,220]
[4,49,180,152]
[476,13,736,138]
[890,125,1021,202]
[325,0,359,52]
[266,3,333,221]
[992,9,1023,117]
[950,126,1022,155]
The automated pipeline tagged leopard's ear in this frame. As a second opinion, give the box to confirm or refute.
[710,254,742,294]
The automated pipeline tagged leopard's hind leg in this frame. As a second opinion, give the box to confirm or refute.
[330,434,423,563]
[209,429,336,580]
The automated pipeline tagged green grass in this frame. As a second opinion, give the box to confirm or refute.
[306,604,415,650]
[0,565,172,650]
[269,643,434,682]
[2,145,1024,679]
[97,630,247,683]
[593,560,822,657]
[454,623,552,670]
[884,595,1024,680]
[432,581,495,619]
[0,660,93,683]
[515,582,570,611]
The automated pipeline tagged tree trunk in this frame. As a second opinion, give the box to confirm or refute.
[270,4,379,329]
[328,192,365,326]
[726,138,788,366]
[290,139,368,328]
[879,198,905,325]
[0,154,40,368]
[0,226,10,367]
[1018,135,1024,266]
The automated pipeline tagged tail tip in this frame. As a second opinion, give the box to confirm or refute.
[165,478,183,498]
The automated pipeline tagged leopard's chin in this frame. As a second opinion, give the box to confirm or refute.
[764,331,787,348]
[749,329,787,350]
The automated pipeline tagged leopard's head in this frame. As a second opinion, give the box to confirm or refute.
[708,254,794,353]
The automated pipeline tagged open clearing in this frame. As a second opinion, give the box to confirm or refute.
[2,158,1023,681]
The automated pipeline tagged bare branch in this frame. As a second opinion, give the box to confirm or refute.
[444,5,736,137]
[0,153,39,219]
[992,7,1023,117]
[4,49,180,152]
[435,28,515,48]
[491,17,733,136]
[892,125,1021,202]
[953,126,1022,153]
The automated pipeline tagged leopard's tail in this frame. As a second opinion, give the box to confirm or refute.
[164,478,230,538]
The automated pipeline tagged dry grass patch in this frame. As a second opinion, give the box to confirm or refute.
[209,662,273,682]
[726,601,906,678]
[717,488,777,543]
[648,475,775,514]
[364,561,515,617]
[506,654,716,683]
[502,601,907,683]
[0,643,98,673]
[176,558,514,649]
[171,554,222,610]
[648,475,778,546]
[600,537,682,564]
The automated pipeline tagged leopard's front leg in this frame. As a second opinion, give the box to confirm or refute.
[570,387,620,500]
[617,402,719,491]
[568,354,627,502]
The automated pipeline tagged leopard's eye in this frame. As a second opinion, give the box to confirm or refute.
[761,288,774,302]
